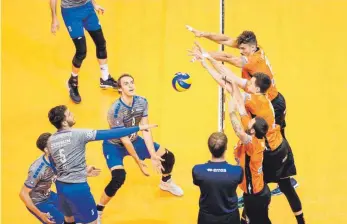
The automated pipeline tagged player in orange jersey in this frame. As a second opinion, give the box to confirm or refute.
[189,43,305,224]
[228,84,271,224]
[186,27,285,137]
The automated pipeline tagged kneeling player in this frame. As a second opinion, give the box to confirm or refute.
[96,74,184,220]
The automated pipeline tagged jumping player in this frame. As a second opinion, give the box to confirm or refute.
[47,105,156,224]
[186,27,286,139]
[50,0,117,103]
[190,46,305,224]
[228,86,271,224]
[19,132,101,224]
[96,74,184,221]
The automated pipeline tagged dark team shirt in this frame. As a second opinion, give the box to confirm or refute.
[192,161,243,215]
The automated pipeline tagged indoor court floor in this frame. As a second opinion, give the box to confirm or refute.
[2,0,347,223]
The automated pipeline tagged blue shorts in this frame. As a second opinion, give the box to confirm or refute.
[61,1,101,39]
[55,181,97,223]
[28,192,64,224]
[103,136,161,168]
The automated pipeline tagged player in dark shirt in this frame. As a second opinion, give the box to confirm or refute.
[193,132,243,224]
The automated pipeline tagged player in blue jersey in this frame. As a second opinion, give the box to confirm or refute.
[96,74,184,221]
[49,0,117,103]
[19,132,101,224]
[47,105,157,224]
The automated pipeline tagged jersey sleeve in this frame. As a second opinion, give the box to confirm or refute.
[244,94,257,115]
[143,100,148,117]
[192,166,201,186]
[77,129,97,143]
[242,54,260,74]
[240,113,251,130]
[24,166,42,189]
[107,103,125,128]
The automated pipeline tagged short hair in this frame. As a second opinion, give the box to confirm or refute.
[237,31,257,47]
[208,132,228,158]
[117,74,134,93]
[36,132,52,151]
[254,73,271,93]
[48,105,67,129]
[253,117,269,139]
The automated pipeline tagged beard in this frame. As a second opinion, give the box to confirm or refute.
[67,120,76,127]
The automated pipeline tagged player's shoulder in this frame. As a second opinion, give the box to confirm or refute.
[29,156,47,174]
[134,95,148,103]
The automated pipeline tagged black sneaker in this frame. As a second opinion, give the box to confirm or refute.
[100,75,117,89]
[68,76,81,104]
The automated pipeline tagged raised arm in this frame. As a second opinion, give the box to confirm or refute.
[228,96,251,144]
[202,52,248,90]
[94,125,157,141]
[209,51,247,68]
[186,25,237,47]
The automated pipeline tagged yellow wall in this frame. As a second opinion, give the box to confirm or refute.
[2,0,347,223]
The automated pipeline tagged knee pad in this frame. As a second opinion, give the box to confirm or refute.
[88,29,107,59]
[161,149,175,175]
[104,169,126,197]
[72,36,87,68]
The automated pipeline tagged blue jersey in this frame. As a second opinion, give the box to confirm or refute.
[192,161,243,215]
[107,96,148,144]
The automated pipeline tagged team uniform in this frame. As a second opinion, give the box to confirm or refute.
[234,115,271,224]
[24,156,65,224]
[61,0,101,39]
[242,47,287,132]
[192,161,243,224]
[243,93,297,183]
[103,96,160,169]
[48,129,98,223]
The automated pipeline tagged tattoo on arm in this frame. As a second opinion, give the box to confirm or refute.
[230,111,244,139]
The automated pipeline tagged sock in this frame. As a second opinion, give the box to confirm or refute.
[97,204,105,213]
[162,175,171,182]
[295,213,305,224]
[100,64,109,81]
[71,72,78,77]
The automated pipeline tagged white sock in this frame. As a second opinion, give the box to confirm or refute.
[100,64,109,81]
[71,72,78,77]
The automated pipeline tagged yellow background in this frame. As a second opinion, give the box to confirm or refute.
[2,0,347,223]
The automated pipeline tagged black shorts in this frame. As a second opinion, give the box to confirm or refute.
[271,92,287,130]
[243,185,271,224]
[198,209,240,224]
[263,139,297,183]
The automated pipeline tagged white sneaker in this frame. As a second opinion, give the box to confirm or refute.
[159,179,184,196]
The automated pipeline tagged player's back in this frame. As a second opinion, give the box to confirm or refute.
[107,95,148,144]
[193,162,242,215]
[234,136,265,194]
[242,48,278,101]
[24,156,55,204]
[47,129,96,183]
[244,93,283,150]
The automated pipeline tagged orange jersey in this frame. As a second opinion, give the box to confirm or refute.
[242,48,279,101]
[243,93,283,150]
[234,115,265,194]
